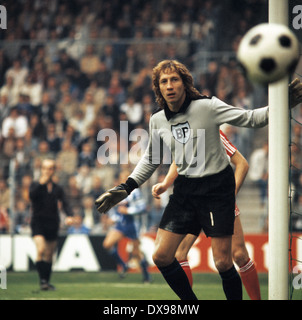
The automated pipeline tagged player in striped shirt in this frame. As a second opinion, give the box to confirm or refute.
[152,130,261,300]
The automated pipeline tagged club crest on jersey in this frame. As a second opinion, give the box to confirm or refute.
[171,121,191,144]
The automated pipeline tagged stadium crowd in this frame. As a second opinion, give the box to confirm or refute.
[0,0,301,235]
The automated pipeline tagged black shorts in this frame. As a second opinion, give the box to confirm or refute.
[159,165,236,237]
[31,219,59,241]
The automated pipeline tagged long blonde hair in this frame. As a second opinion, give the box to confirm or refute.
[152,60,201,109]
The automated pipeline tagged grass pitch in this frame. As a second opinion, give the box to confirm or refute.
[0,271,271,300]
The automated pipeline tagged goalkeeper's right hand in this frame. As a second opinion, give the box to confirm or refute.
[95,185,128,214]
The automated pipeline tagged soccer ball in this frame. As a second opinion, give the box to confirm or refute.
[237,23,300,84]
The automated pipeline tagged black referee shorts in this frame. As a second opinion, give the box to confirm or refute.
[31,219,59,241]
[159,165,236,237]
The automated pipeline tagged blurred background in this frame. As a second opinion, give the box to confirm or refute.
[0,0,301,238]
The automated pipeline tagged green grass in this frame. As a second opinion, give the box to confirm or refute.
[0,271,271,300]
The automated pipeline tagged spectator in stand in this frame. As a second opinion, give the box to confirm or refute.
[118,46,142,86]
[101,44,118,72]
[33,45,52,74]
[44,77,60,105]
[14,92,33,119]
[78,143,95,168]
[204,60,219,95]
[106,73,126,106]
[0,49,10,85]
[81,195,99,230]
[88,176,105,200]
[19,42,32,64]
[78,126,99,159]
[45,123,62,154]
[84,80,107,108]
[120,95,143,132]
[232,87,254,158]
[92,161,115,191]
[0,127,16,175]
[61,124,81,150]
[191,12,214,43]
[19,72,43,107]
[56,140,78,185]
[156,11,176,37]
[5,59,28,88]
[14,138,32,182]
[95,62,112,89]
[0,179,10,212]
[290,143,302,205]
[67,213,91,235]
[101,95,120,131]
[14,199,31,234]
[2,107,28,139]
[80,44,102,80]
[37,92,55,127]
[33,141,54,169]
[249,141,268,207]
[79,90,100,127]
[48,62,65,87]
[58,49,82,89]
[56,92,79,120]
[69,110,90,139]
[0,95,11,125]
[130,67,153,102]
[0,76,20,107]
[75,165,93,195]
[16,174,32,208]
[65,175,83,209]
[173,27,190,61]
[52,109,68,139]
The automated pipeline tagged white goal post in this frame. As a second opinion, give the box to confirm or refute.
[268,0,290,300]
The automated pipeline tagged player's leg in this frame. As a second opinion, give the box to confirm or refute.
[41,239,57,289]
[131,239,151,282]
[103,229,128,273]
[34,235,46,261]
[211,235,242,300]
[44,239,57,262]
[175,234,197,287]
[232,216,261,300]
[33,235,52,289]
[152,228,198,300]
[103,229,124,250]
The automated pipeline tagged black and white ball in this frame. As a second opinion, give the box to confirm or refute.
[237,23,300,84]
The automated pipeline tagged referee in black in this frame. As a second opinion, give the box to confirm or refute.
[30,158,73,290]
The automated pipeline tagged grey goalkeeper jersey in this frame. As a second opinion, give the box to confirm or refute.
[129,96,269,186]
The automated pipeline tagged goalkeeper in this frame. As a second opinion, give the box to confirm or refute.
[96,59,302,300]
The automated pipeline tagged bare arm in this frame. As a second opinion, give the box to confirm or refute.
[230,150,249,196]
[152,161,178,199]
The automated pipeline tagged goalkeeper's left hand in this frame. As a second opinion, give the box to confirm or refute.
[289,78,302,109]
[95,185,128,214]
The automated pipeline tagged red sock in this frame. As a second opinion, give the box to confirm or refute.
[179,260,193,287]
[239,259,261,300]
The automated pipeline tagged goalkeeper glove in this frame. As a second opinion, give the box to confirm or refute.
[95,178,138,214]
[289,78,302,109]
